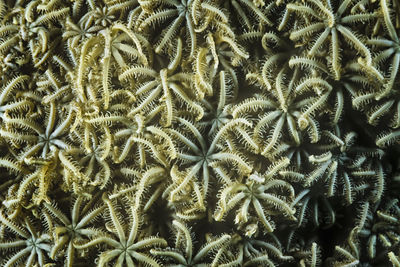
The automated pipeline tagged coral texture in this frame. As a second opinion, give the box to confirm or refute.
[0,0,399,266]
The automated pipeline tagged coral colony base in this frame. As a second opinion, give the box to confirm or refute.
[0,0,400,266]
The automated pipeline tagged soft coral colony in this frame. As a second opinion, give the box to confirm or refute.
[0,0,400,266]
